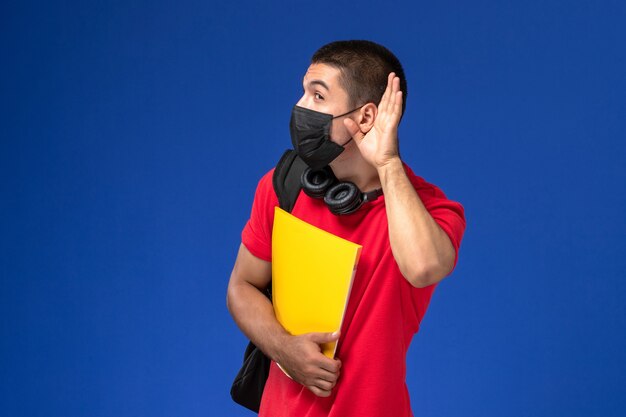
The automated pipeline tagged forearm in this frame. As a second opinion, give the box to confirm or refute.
[226,280,290,362]
[226,245,341,396]
[377,157,454,287]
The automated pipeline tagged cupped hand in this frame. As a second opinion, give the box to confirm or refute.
[344,72,403,169]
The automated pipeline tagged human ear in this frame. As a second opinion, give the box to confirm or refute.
[358,102,378,133]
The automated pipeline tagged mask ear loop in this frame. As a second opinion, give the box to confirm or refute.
[331,104,365,120]
[330,102,378,146]
[329,104,365,147]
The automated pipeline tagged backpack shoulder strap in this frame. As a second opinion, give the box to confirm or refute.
[272,149,307,213]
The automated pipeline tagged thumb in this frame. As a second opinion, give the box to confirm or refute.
[343,118,363,141]
[307,331,341,345]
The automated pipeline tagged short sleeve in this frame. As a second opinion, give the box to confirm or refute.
[418,181,465,273]
[241,169,279,262]
[404,165,466,276]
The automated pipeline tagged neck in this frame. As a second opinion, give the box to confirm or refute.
[329,143,382,192]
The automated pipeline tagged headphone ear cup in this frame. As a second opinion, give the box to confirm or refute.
[324,181,363,215]
[301,167,337,199]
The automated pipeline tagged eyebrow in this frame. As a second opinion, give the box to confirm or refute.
[305,79,330,91]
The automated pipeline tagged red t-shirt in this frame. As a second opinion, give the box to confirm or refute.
[241,162,466,417]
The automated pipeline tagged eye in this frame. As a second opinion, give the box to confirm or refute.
[314,92,324,100]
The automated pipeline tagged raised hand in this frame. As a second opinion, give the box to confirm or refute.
[343,72,403,169]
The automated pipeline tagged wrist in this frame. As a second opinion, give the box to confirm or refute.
[376,156,404,181]
[267,330,291,363]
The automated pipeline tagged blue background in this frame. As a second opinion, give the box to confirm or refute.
[2,1,625,416]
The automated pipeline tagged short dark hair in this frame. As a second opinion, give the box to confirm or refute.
[311,40,407,117]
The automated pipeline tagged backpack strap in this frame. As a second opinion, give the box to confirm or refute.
[272,149,308,213]
[230,150,308,413]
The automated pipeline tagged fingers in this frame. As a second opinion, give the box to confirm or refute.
[302,360,340,382]
[307,374,340,397]
[378,72,392,111]
[393,90,403,117]
[313,378,336,391]
[307,385,332,397]
[385,73,395,114]
[282,332,343,397]
[306,332,342,373]
[387,74,400,114]
[316,357,341,375]
[307,331,340,345]
[298,357,341,398]
[381,72,402,115]
[392,76,401,115]
[343,117,363,139]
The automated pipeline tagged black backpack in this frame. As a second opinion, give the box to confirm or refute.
[229,149,307,413]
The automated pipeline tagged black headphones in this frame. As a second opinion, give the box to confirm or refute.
[300,166,383,215]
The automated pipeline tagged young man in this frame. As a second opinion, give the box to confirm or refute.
[227,40,466,416]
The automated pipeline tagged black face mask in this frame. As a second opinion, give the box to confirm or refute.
[289,105,362,170]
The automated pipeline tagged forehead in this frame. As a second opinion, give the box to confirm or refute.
[302,63,346,95]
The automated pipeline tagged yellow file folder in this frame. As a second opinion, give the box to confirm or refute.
[271,207,362,359]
